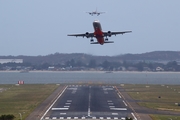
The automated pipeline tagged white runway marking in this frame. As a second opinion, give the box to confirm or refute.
[64,106,70,107]
[100,117,104,119]
[52,108,69,110]
[67,100,72,102]
[108,103,114,105]
[88,86,91,117]
[112,113,118,115]
[107,117,111,119]
[65,103,71,105]
[123,100,128,106]
[131,113,137,120]
[109,106,115,108]
[110,108,127,110]
[40,86,68,120]
[92,117,96,119]
[60,113,66,115]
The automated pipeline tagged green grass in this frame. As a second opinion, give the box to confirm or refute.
[150,114,180,120]
[122,84,180,120]
[0,84,58,120]
[123,84,180,111]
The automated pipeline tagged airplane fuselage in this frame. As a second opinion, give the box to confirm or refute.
[93,21,104,45]
[68,20,131,45]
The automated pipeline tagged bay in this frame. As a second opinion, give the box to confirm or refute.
[0,71,180,85]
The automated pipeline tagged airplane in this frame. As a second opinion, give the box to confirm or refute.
[67,20,132,45]
[86,8,105,16]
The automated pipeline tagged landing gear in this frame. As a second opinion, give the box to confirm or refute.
[105,38,108,41]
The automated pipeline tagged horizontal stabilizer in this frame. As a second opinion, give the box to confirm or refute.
[104,41,114,43]
[90,41,114,44]
[90,42,99,44]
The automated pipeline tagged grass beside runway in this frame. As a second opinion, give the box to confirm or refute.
[0,84,58,120]
[150,114,180,120]
[122,84,180,120]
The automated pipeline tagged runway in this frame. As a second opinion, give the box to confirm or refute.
[42,85,135,120]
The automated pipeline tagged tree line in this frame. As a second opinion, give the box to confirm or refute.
[0,59,180,71]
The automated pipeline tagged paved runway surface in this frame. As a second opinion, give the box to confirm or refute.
[42,85,135,120]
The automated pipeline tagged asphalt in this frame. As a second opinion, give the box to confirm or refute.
[26,84,180,120]
[43,85,132,120]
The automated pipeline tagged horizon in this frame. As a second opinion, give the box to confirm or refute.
[0,50,180,57]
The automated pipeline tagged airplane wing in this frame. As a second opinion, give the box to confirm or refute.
[86,12,93,15]
[67,33,94,38]
[103,31,132,36]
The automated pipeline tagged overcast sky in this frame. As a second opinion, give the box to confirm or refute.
[0,1,180,56]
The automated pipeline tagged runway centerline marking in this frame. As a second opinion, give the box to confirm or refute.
[87,86,91,117]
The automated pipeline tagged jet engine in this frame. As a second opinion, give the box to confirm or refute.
[90,39,94,42]
[107,31,112,37]
[85,32,89,38]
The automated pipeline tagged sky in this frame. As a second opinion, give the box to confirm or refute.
[0,1,180,56]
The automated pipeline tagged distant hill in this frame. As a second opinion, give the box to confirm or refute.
[0,51,180,64]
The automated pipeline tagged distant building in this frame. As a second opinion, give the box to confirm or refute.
[0,59,23,64]
[18,81,24,84]
[156,67,164,71]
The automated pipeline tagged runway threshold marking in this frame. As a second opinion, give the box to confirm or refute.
[40,86,68,120]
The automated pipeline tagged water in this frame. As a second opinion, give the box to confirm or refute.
[0,71,180,85]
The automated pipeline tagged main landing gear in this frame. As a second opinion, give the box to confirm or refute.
[105,38,108,41]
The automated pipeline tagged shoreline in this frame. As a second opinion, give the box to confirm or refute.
[1,70,180,74]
